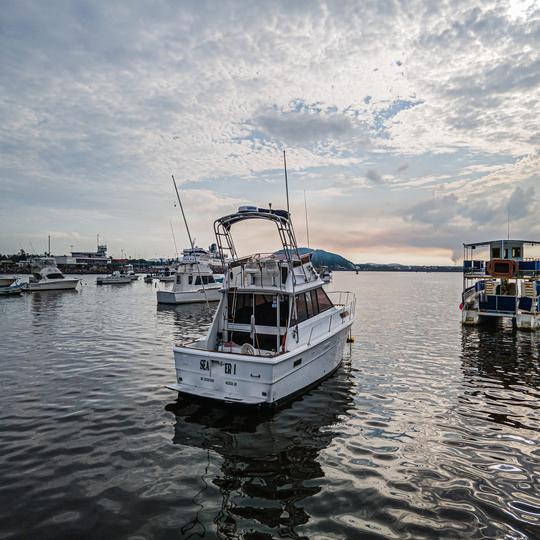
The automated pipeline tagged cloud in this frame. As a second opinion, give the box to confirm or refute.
[0,0,538,262]
[365,169,386,185]
[251,109,355,146]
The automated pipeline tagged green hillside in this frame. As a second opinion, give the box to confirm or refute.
[293,248,356,270]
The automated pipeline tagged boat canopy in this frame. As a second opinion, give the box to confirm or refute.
[215,207,290,231]
[463,239,540,248]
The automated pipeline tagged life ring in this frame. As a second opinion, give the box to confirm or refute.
[486,259,518,278]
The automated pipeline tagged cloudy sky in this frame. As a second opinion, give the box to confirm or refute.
[1,0,539,264]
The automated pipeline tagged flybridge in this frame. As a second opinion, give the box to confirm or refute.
[213,205,308,286]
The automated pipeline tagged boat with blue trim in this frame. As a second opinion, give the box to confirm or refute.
[461,239,540,330]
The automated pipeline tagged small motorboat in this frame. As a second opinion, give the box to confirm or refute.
[158,267,177,282]
[0,277,16,287]
[144,274,155,283]
[123,264,139,280]
[23,258,80,291]
[319,267,332,283]
[157,247,221,305]
[96,271,133,285]
[0,277,24,296]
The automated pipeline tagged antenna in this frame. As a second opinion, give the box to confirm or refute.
[170,220,179,259]
[48,235,51,256]
[97,233,99,249]
[507,205,510,240]
[304,190,310,248]
[283,150,290,213]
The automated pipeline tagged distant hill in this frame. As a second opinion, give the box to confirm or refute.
[284,247,356,270]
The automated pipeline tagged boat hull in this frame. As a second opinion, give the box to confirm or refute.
[96,277,132,285]
[157,288,221,305]
[0,277,16,287]
[167,321,352,406]
[25,279,79,291]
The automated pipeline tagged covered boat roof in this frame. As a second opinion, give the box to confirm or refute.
[463,239,540,248]
[215,206,290,230]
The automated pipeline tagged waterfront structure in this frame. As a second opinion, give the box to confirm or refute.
[167,206,355,407]
[461,240,540,329]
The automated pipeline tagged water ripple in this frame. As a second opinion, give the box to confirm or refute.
[0,273,539,538]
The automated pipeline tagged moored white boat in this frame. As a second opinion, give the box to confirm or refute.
[96,271,133,285]
[124,264,139,280]
[167,206,356,407]
[158,267,177,282]
[157,247,221,305]
[23,258,80,291]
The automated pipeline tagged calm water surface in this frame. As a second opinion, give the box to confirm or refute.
[0,272,539,539]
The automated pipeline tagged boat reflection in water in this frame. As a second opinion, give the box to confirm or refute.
[165,361,354,538]
[458,326,540,535]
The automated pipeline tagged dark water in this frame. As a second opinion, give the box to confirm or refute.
[0,272,539,539]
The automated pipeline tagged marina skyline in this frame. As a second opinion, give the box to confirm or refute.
[1,0,538,264]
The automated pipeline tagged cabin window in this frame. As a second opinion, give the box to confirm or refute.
[310,289,320,316]
[228,293,289,327]
[316,287,333,313]
[305,290,315,318]
[188,276,193,285]
[46,273,64,279]
[254,295,276,326]
[512,247,522,258]
[228,292,253,324]
[279,296,289,326]
[194,275,213,285]
[295,293,309,323]
[492,247,501,258]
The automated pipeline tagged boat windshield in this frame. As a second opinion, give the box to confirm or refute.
[46,273,64,279]
[227,292,289,326]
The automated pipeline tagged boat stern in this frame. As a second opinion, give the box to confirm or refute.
[169,345,275,405]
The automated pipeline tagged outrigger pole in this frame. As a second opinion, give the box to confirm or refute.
[172,175,194,249]
[283,150,290,214]
[171,175,210,309]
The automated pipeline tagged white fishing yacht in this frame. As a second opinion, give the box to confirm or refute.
[24,258,80,291]
[157,247,221,305]
[167,206,356,407]
[96,271,132,285]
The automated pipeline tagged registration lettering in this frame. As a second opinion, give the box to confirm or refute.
[224,362,237,375]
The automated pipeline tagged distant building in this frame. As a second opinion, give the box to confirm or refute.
[56,244,112,267]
